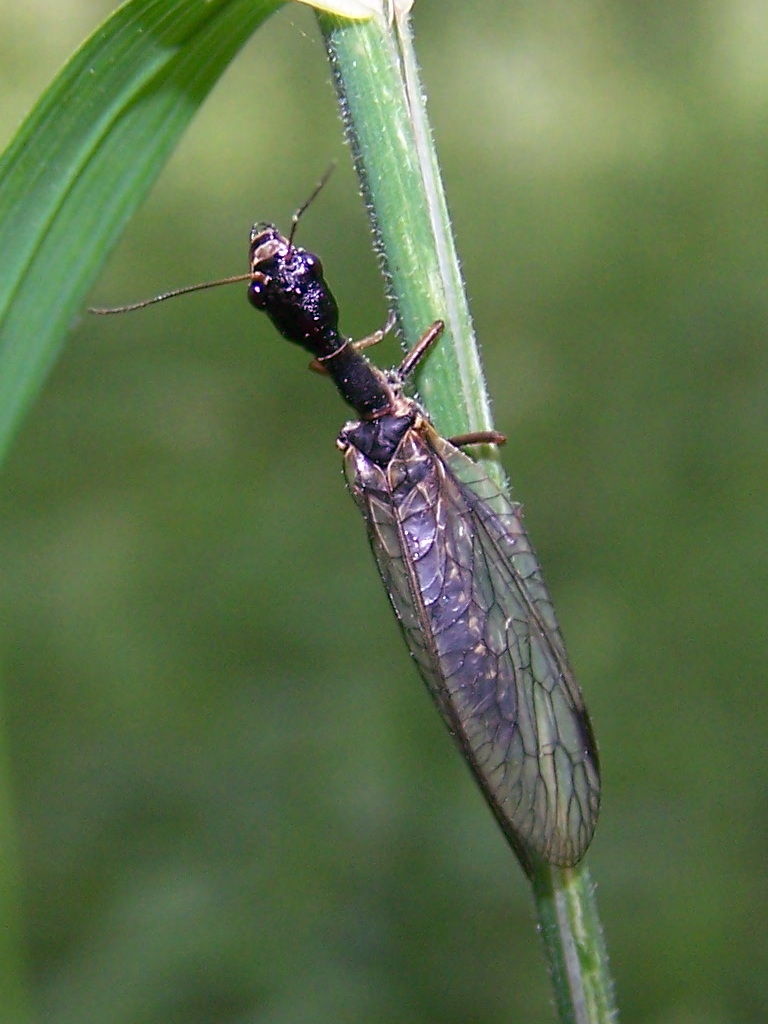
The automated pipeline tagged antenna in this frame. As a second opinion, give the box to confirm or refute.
[90,165,338,315]
[89,273,256,315]
[288,162,337,248]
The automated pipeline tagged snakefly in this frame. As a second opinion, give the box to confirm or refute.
[246,224,601,872]
[92,206,601,873]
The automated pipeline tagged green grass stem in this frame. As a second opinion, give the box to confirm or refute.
[317,7,618,1022]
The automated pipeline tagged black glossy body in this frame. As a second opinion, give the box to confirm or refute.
[246,221,601,869]
[248,224,394,420]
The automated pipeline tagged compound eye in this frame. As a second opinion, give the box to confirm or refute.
[247,278,268,309]
[302,252,323,276]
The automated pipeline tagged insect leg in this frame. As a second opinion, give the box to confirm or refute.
[309,310,397,375]
[352,309,397,352]
[397,320,445,379]
[447,430,507,447]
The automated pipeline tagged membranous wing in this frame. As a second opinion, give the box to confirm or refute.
[341,415,600,868]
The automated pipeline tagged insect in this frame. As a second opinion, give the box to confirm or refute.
[92,194,601,872]
[246,223,601,872]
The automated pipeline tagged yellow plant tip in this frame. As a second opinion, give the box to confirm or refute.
[391,0,415,17]
[293,0,379,19]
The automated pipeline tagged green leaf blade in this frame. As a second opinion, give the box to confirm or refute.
[0,0,284,463]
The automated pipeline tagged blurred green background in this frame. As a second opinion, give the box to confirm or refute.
[1,1,767,1022]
